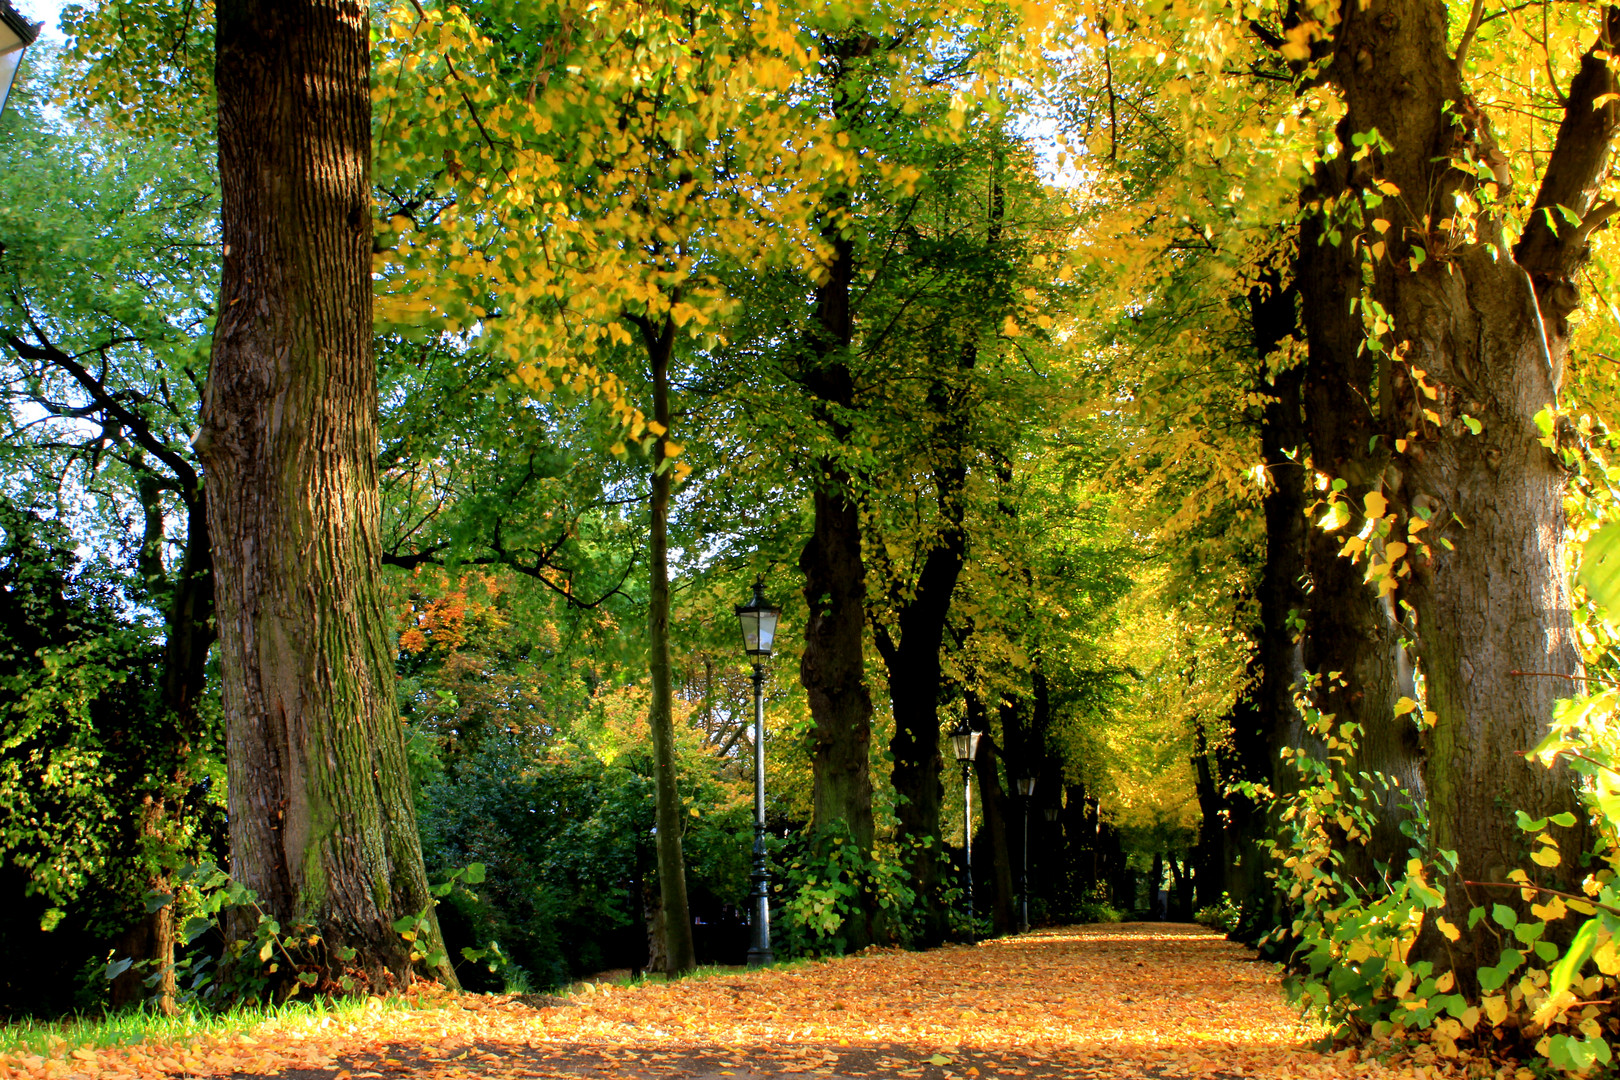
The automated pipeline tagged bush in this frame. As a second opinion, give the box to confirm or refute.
[417,732,751,990]
[1194,893,1241,933]
[1073,898,1124,924]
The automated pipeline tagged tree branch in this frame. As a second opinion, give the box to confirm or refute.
[1514,5,1620,285]
[3,322,202,505]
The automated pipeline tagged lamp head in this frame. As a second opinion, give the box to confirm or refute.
[949,720,981,763]
[735,578,782,659]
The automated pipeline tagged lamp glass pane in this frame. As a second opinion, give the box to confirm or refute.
[950,731,972,761]
[737,609,762,654]
[1044,807,1060,821]
[1016,777,1036,797]
[967,731,981,760]
[756,608,779,654]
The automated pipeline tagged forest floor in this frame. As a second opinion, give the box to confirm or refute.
[1,924,1499,1080]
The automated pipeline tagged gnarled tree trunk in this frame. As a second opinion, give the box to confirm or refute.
[1299,0,1615,976]
[199,0,452,989]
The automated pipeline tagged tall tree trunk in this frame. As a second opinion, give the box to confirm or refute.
[998,696,1034,927]
[641,315,698,976]
[641,317,698,975]
[1221,276,1310,913]
[966,693,1015,936]
[1190,718,1224,910]
[1298,214,1424,881]
[1300,0,1616,976]
[198,0,452,989]
[796,33,882,953]
[877,506,966,946]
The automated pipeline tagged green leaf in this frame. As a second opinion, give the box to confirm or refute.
[1551,812,1578,828]
[1515,810,1549,832]
[104,957,133,980]
[463,862,487,884]
[1551,917,1601,996]
[1492,903,1518,929]
[1581,523,1620,614]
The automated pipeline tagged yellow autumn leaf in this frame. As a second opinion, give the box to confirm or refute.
[1364,490,1389,518]
[1531,896,1567,921]
[1484,994,1511,1026]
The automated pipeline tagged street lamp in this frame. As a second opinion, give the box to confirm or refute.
[0,2,39,120]
[949,720,981,942]
[735,579,780,967]
[1015,777,1035,933]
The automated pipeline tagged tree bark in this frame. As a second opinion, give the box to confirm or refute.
[1297,200,1424,882]
[877,495,966,945]
[965,695,1016,937]
[1300,0,1617,975]
[797,33,882,953]
[1190,718,1225,910]
[642,314,698,976]
[199,0,452,989]
[874,152,1000,946]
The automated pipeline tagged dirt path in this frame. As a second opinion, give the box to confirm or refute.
[7,924,1425,1080]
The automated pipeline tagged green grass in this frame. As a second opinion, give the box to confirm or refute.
[0,994,419,1058]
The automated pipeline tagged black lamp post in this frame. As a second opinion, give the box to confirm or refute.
[1015,777,1035,933]
[949,720,981,942]
[0,2,39,120]
[735,579,781,967]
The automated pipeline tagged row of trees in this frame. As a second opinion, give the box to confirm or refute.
[3,0,1617,1040]
[3,0,1186,1010]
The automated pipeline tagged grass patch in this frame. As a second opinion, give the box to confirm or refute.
[0,994,422,1058]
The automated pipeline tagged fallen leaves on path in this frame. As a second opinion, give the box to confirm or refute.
[0,924,1503,1080]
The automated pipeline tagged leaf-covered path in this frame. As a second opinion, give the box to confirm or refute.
[8,925,1440,1080]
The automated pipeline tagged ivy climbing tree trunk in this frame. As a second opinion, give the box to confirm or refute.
[1298,206,1424,882]
[198,0,453,990]
[1299,0,1617,976]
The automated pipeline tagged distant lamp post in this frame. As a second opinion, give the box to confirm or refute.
[1015,777,1036,933]
[735,579,781,967]
[949,720,982,942]
[0,2,38,120]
